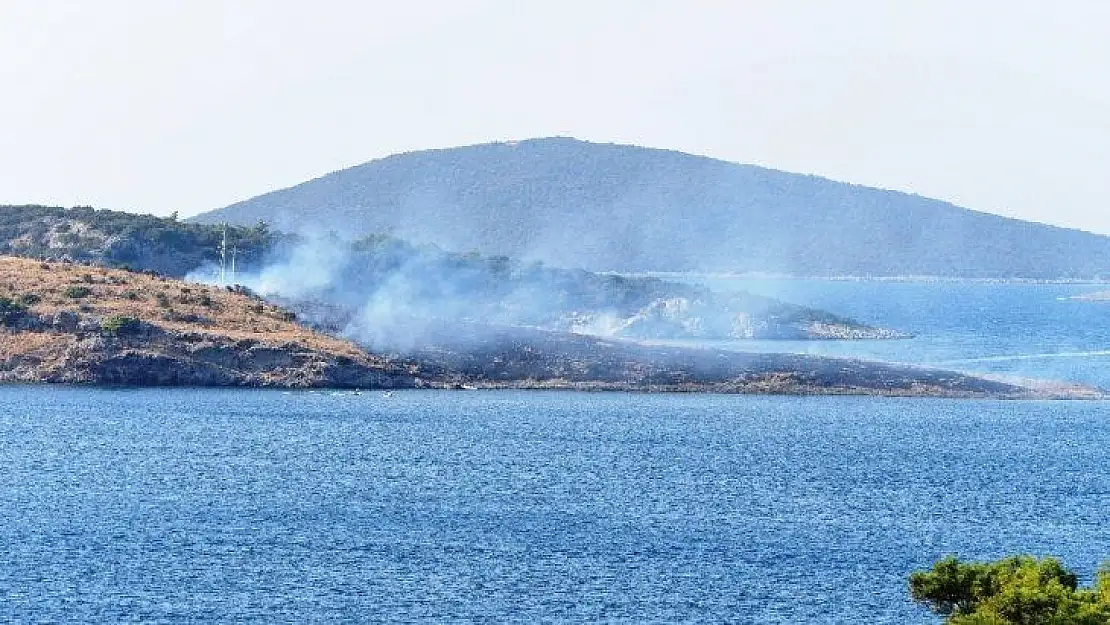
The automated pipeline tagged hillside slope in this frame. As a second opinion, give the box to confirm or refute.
[195,137,1110,278]
[0,204,276,277]
[0,257,416,387]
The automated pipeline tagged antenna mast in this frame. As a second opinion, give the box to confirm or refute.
[219,224,228,285]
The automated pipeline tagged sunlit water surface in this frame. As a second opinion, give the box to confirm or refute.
[1,281,1108,623]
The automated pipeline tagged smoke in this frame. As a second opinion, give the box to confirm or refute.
[186,233,605,352]
[250,236,350,299]
[184,232,882,355]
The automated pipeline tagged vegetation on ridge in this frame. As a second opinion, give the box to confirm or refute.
[0,204,277,277]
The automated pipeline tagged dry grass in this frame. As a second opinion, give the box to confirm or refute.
[0,256,368,359]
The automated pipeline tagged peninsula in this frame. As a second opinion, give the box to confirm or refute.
[0,257,1096,399]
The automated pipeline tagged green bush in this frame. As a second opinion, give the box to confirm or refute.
[910,555,1110,624]
[0,295,28,325]
[16,293,41,306]
[63,285,92,298]
[0,296,26,312]
[100,315,141,336]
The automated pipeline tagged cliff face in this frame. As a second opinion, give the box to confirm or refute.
[0,257,415,388]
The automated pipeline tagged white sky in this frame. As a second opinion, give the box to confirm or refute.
[1,0,1108,233]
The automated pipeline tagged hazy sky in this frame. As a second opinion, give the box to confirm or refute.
[2,1,1108,233]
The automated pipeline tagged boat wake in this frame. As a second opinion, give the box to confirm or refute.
[935,350,1110,365]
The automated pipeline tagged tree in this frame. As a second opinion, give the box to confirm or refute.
[0,295,28,326]
[100,314,142,336]
[910,556,1110,624]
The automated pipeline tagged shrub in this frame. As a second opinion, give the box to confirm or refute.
[155,292,171,307]
[100,315,141,336]
[227,284,262,300]
[0,296,26,312]
[0,296,28,326]
[15,293,41,307]
[63,285,91,298]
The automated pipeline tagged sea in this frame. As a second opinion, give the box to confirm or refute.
[1,280,1108,623]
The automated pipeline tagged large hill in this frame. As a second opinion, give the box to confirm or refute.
[194,137,1110,279]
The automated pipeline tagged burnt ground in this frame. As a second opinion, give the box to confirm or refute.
[378,323,1091,398]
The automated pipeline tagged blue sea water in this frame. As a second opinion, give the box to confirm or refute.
[694,278,1110,391]
[0,282,1108,623]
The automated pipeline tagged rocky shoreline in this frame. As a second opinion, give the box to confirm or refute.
[2,322,1096,399]
[376,324,1100,400]
[0,323,418,389]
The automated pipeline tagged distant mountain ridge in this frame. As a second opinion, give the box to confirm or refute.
[192,137,1110,279]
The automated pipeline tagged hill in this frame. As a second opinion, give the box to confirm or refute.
[0,204,277,277]
[194,137,1110,279]
[0,256,415,387]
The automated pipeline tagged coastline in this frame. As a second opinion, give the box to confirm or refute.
[1,257,1102,401]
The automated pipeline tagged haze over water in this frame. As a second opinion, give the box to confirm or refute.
[691,278,1110,391]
